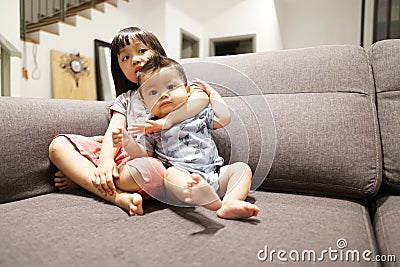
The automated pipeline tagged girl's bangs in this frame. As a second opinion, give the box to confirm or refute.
[112,29,148,55]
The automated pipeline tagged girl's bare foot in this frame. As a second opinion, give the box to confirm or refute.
[184,173,222,211]
[53,171,78,190]
[117,192,144,216]
[217,199,259,219]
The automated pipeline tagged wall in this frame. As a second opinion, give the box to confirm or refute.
[0,0,21,96]
[276,0,372,49]
[19,0,161,98]
[203,0,283,53]
[164,0,205,59]
[165,0,283,58]
[10,0,374,98]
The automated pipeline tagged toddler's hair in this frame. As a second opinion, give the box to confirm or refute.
[137,54,188,95]
[110,26,167,96]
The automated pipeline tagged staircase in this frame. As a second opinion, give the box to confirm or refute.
[20,0,128,44]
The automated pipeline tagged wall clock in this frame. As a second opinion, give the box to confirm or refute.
[60,52,90,87]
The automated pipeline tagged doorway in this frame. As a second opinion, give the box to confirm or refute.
[210,34,256,56]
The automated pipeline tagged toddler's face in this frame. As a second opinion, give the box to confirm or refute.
[118,38,154,84]
[140,67,189,118]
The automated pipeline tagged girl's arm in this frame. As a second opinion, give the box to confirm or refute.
[130,88,209,134]
[92,111,126,195]
[192,80,231,129]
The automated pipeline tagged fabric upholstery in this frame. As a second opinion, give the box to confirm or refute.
[0,189,379,267]
[372,194,400,267]
[0,97,110,204]
[369,39,400,193]
[183,45,381,199]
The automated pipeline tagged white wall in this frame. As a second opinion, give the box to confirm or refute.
[20,0,151,98]
[164,0,205,59]
[0,0,21,96]
[165,0,283,58]
[277,0,368,49]
[203,0,283,53]
[8,0,373,98]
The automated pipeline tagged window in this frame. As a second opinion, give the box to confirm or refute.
[374,0,400,42]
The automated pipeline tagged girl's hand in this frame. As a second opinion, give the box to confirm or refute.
[92,158,119,196]
[129,119,172,134]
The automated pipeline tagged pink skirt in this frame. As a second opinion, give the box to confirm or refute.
[60,134,165,199]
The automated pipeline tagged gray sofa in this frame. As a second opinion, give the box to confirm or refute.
[0,39,399,267]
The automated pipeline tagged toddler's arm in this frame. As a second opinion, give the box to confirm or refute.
[192,80,231,129]
[131,87,209,134]
[112,127,148,158]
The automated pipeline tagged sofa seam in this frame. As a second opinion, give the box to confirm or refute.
[361,203,380,267]
[376,206,395,267]
[366,45,383,198]
[266,177,367,193]
[223,91,370,98]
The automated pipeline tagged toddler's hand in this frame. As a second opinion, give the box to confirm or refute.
[129,119,172,134]
[192,79,213,96]
[111,127,123,148]
[112,127,130,147]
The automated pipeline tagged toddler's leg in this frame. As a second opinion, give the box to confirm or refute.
[164,167,222,211]
[217,162,259,219]
[49,136,143,216]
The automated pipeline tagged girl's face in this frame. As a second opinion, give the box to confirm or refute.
[118,39,154,84]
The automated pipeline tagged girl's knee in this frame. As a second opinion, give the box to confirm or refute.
[49,136,70,159]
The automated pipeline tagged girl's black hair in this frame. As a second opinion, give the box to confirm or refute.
[110,26,167,97]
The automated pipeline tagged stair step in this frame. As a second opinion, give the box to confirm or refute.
[107,0,118,7]
[22,0,125,44]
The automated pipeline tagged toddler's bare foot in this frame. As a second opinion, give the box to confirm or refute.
[217,199,259,219]
[53,171,78,190]
[117,192,143,216]
[184,173,222,211]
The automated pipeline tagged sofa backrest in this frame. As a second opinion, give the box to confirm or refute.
[0,97,110,204]
[182,44,382,199]
[0,44,383,204]
[369,39,400,194]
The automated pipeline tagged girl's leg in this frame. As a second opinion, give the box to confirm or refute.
[164,167,221,211]
[114,164,143,192]
[216,162,259,219]
[54,171,78,190]
[49,136,143,216]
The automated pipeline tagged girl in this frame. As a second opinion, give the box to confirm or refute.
[49,26,209,216]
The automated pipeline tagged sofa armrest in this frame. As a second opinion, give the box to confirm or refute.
[0,97,110,203]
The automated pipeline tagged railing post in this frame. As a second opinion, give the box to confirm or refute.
[20,0,26,39]
[1,48,11,96]
[60,0,65,21]
[0,34,22,96]
[91,0,96,7]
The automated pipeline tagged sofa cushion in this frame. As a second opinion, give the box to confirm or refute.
[371,194,400,267]
[0,97,110,204]
[0,190,380,266]
[182,45,381,199]
[369,39,400,194]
